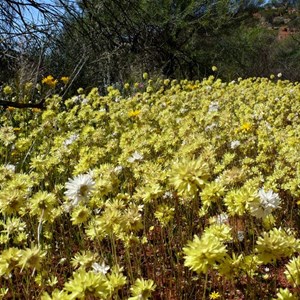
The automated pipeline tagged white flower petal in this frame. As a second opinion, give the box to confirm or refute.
[64,173,95,206]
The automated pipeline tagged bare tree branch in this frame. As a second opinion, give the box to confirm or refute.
[0,98,45,109]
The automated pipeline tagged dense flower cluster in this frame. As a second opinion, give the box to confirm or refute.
[0,75,300,298]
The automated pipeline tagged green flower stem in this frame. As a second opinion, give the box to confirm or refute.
[125,247,134,283]
[202,272,208,300]
[110,233,118,265]
[37,209,44,247]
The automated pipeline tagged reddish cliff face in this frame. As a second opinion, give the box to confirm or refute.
[277,26,297,40]
[252,7,299,41]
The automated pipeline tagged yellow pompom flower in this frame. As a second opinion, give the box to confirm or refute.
[0,247,22,276]
[218,253,244,279]
[224,186,257,216]
[129,278,156,300]
[18,246,46,271]
[41,288,70,299]
[71,250,99,270]
[142,72,148,80]
[29,191,57,221]
[169,157,210,198]
[3,85,13,95]
[0,190,26,215]
[203,223,232,243]
[128,110,141,117]
[210,291,221,299]
[240,122,252,132]
[272,288,298,300]
[183,234,227,274]
[163,79,170,85]
[42,75,58,88]
[24,81,33,91]
[71,205,91,225]
[284,256,300,287]
[64,269,110,299]
[255,228,300,264]
[61,76,69,85]
[77,87,84,94]
[154,204,175,227]
[200,180,225,209]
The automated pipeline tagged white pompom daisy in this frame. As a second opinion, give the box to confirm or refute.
[250,188,281,219]
[92,261,110,275]
[64,173,95,206]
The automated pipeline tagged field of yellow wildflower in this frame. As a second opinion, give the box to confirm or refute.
[0,75,300,299]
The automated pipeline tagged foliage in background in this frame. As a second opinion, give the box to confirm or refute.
[4,0,300,92]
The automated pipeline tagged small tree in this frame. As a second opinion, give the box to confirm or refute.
[46,0,261,89]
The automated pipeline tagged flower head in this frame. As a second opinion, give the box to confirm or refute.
[237,231,245,242]
[154,204,175,227]
[240,122,252,132]
[210,291,221,299]
[258,188,281,210]
[205,122,217,131]
[0,247,22,276]
[61,76,69,85]
[170,157,210,198]
[250,188,281,219]
[129,278,156,300]
[3,85,13,95]
[273,288,297,300]
[230,140,241,149]
[127,151,143,163]
[128,110,141,118]
[214,213,229,225]
[65,173,95,206]
[284,256,300,287]
[208,101,219,113]
[42,75,58,88]
[63,134,79,147]
[4,164,16,173]
[64,269,110,299]
[71,206,91,225]
[92,261,110,275]
[18,246,46,271]
[71,250,98,270]
[255,228,300,263]
[183,234,227,274]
